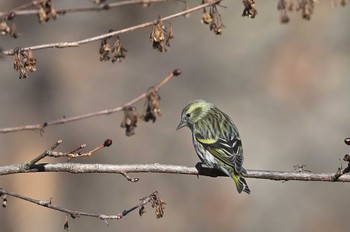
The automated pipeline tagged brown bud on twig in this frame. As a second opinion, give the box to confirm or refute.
[172,69,182,76]
[344,138,350,146]
[103,139,113,147]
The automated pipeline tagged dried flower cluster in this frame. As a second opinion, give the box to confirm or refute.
[139,191,165,219]
[296,0,315,20]
[277,0,293,23]
[332,0,349,6]
[37,0,57,23]
[1,192,7,208]
[151,192,166,218]
[120,106,139,136]
[150,17,174,52]
[143,87,162,122]
[99,34,127,63]
[120,87,162,136]
[0,18,19,38]
[13,49,37,79]
[201,4,225,35]
[242,0,258,18]
[276,0,347,23]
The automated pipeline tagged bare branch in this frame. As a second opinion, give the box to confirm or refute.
[1,162,350,182]
[0,0,174,18]
[25,139,62,168]
[1,0,222,56]
[0,69,181,134]
[0,188,164,221]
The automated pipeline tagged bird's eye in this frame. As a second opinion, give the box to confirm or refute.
[186,113,191,118]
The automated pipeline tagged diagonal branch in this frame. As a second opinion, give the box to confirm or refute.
[1,0,222,56]
[0,69,181,133]
[1,162,350,182]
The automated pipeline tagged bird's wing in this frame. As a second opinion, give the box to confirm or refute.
[195,132,243,173]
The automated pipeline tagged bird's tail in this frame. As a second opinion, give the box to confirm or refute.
[231,173,250,194]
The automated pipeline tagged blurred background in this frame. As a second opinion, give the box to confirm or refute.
[1,0,350,231]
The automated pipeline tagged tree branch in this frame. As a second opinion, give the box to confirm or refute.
[1,0,222,56]
[1,162,349,182]
[0,69,181,134]
[0,0,174,18]
[0,188,165,223]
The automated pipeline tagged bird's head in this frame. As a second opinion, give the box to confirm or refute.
[177,99,213,130]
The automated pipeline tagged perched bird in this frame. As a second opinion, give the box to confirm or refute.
[177,99,250,194]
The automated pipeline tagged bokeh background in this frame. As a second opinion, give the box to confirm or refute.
[1,0,350,231]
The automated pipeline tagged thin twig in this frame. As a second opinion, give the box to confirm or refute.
[0,69,180,133]
[0,0,173,18]
[1,163,350,182]
[0,0,42,18]
[0,188,162,221]
[25,139,62,169]
[25,139,113,167]
[120,172,140,182]
[1,0,222,55]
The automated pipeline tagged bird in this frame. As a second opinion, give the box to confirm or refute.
[177,99,250,194]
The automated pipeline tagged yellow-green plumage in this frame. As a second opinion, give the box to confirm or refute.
[177,99,250,194]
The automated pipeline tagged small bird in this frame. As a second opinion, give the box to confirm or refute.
[177,99,250,194]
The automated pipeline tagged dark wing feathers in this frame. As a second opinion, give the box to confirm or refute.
[195,132,244,173]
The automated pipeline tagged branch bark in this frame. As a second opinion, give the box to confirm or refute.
[0,162,349,182]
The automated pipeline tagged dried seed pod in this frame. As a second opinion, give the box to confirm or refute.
[150,192,166,219]
[0,20,10,36]
[37,0,57,23]
[296,0,315,21]
[13,48,37,79]
[99,39,111,61]
[99,35,127,63]
[242,0,258,18]
[150,17,173,52]
[143,87,161,123]
[201,9,213,24]
[121,106,138,136]
[111,36,127,63]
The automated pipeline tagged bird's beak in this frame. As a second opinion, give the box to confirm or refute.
[177,119,187,130]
